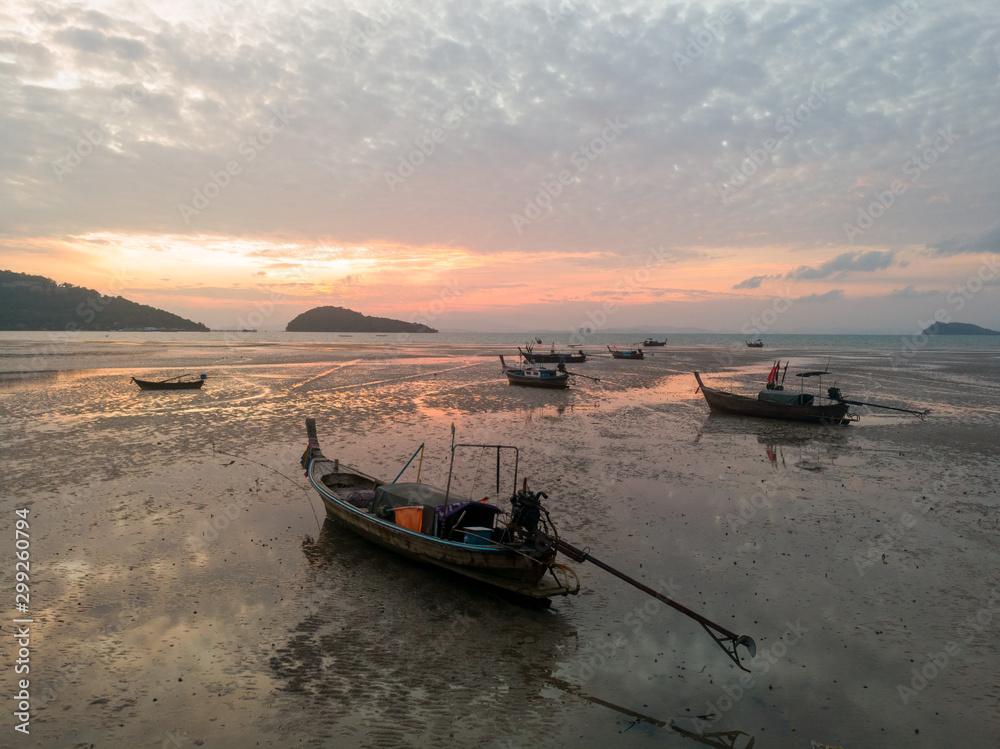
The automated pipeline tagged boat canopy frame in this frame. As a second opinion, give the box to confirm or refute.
[445,443,519,504]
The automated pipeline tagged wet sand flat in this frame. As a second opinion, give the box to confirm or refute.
[1,335,998,747]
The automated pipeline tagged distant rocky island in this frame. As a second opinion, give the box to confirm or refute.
[921,322,999,336]
[286,306,437,333]
[0,270,208,331]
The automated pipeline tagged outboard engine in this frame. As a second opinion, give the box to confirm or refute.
[511,489,548,535]
[828,386,844,402]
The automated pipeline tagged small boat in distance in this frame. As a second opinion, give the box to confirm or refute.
[642,337,667,347]
[745,339,764,347]
[608,346,644,360]
[518,344,587,363]
[131,374,206,390]
[500,355,570,388]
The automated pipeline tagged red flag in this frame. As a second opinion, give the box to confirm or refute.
[767,360,779,383]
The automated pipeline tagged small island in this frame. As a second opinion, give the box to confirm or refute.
[286,306,437,333]
[0,270,208,331]
[921,321,1000,336]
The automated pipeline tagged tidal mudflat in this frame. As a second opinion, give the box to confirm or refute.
[1,334,998,747]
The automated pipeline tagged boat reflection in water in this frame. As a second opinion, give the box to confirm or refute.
[670,717,756,748]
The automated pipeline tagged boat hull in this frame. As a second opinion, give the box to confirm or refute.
[608,347,643,359]
[308,460,571,597]
[132,378,204,390]
[520,348,587,363]
[694,372,854,425]
[503,371,569,388]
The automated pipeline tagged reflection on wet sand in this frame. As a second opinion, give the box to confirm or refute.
[3,336,999,746]
[269,519,578,745]
[670,719,756,748]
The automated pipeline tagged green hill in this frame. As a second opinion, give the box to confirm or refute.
[286,306,437,333]
[0,270,208,331]
[922,321,999,336]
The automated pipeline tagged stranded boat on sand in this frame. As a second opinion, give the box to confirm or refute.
[303,419,577,598]
[131,374,206,390]
[499,355,570,389]
[301,419,758,670]
[694,362,929,425]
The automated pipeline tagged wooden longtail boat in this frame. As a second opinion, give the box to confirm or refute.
[302,420,579,598]
[693,371,855,425]
[131,375,206,390]
[642,338,667,347]
[608,346,644,359]
[302,419,758,670]
[499,355,570,389]
[518,346,587,364]
[745,339,764,347]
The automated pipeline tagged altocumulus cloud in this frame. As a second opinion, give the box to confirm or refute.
[733,274,780,290]
[930,220,1000,257]
[786,251,895,280]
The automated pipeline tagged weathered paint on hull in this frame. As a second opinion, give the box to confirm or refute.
[694,372,853,426]
[503,373,569,388]
[309,462,561,594]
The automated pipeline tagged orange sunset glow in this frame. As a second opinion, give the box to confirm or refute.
[1,0,998,332]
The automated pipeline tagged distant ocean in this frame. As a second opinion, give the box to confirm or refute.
[1,330,998,352]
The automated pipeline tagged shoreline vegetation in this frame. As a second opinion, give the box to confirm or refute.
[285,305,437,333]
[922,321,1000,335]
[0,270,208,331]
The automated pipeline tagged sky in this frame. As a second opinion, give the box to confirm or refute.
[1,0,999,333]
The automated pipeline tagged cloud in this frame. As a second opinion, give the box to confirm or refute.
[732,274,780,289]
[786,251,895,280]
[889,285,937,298]
[794,289,845,303]
[929,220,1000,256]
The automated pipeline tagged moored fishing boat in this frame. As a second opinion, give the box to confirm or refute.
[500,355,570,388]
[301,419,758,670]
[642,337,667,347]
[302,419,578,598]
[745,339,764,347]
[519,346,587,364]
[694,365,929,425]
[694,371,854,425]
[131,374,206,390]
[608,346,644,360]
